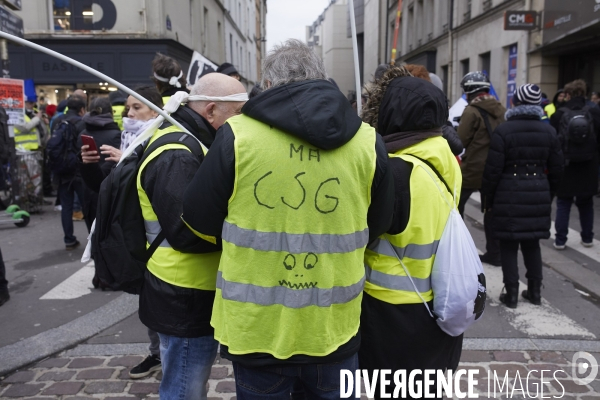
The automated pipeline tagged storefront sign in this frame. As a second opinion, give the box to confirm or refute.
[543,0,600,45]
[186,51,217,87]
[0,78,24,137]
[31,53,114,82]
[2,0,21,11]
[504,11,538,30]
[506,45,518,108]
[0,6,23,38]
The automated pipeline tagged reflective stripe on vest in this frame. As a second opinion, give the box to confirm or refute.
[211,114,377,359]
[216,271,365,308]
[364,137,461,305]
[137,125,219,290]
[143,219,169,247]
[222,221,369,254]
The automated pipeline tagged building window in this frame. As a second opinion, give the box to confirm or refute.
[463,0,472,22]
[461,58,470,78]
[53,0,71,30]
[442,65,449,95]
[479,52,491,77]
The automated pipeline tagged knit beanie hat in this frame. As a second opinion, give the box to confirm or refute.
[514,83,541,106]
[217,62,239,77]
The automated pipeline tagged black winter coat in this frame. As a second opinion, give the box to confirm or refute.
[550,96,600,198]
[481,105,564,241]
[138,106,222,339]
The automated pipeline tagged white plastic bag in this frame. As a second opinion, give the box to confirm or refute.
[430,208,486,336]
[397,157,486,336]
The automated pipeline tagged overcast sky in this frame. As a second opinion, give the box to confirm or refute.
[266,0,332,51]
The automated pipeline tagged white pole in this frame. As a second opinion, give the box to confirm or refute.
[0,31,194,138]
[348,0,362,115]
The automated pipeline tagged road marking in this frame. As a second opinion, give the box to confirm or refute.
[40,262,95,300]
[549,221,600,259]
[481,261,596,339]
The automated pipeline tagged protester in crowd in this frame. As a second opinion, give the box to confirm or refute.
[544,89,565,119]
[77,97,120,231]
[550,79,600,249]
[217,62,241,81]
[457,71,506,266]
[152,53,188,103]
[53,95,86,250]
[45,104,57,119]
[592,91,600,106]
[360,65,464,398]
[414,68,463,156]
[0,246,8,307]
[137,73,245,399]
[81,86,164,379]
[182,39,394,399]
[14,98,45,151]
[481,84,563,308]
[108,90,127,131]
[50,99,68,131]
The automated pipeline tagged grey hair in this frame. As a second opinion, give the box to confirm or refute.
[261,39,328,89]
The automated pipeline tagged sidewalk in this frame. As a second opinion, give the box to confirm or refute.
[1,347,599,399]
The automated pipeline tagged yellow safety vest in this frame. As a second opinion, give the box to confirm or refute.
[14,115,40,151]
[162,96,171,105]
[211,114,377,359]
[544,103,556,118]
[364,136,461,304]
[137,125,220,290]
[112,105,125,131]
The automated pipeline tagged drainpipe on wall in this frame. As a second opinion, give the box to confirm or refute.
[524,0,531,84]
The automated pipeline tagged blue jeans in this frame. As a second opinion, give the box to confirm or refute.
[555,196,594,245]
[57,178,85,245]
[158,333,218,400]
[233,353,359,400]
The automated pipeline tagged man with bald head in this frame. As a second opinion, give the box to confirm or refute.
[137,73,247,400]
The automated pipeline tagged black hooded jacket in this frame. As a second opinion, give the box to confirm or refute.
[135,105,222,338]
[183,79,394,365]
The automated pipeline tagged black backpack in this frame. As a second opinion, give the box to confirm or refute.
[558,106,596,164]
[47,118,80,175]
[92,131,203,294]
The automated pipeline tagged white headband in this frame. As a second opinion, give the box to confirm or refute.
[153,71,183,88]
[188,93,249,102]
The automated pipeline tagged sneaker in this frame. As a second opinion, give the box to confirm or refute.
[72,211,84,221]
[129,355,161,379]
[65,240,80,250]
[581,241,594,248]
[553,242,566,250]
[479,253,502,267]
[54,205,62,211]
[0,289,9,307]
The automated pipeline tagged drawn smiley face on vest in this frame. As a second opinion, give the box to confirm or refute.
[279,253,319,289]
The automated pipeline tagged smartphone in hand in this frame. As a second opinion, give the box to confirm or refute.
[80,134,98,153]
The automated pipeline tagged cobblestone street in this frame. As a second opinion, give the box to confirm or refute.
[2,349,599,399]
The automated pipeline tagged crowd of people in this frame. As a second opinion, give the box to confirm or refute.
[0,38,599,399]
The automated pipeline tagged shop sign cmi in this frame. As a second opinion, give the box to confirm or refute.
[504,11,538,30]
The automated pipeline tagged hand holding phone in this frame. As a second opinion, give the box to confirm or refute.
[81,134,98,153]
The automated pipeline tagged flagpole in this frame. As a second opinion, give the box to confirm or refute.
[0,31,194,138]
[348,0,362,115]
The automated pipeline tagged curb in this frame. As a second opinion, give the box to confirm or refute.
[464,199,600,299]
[0,293,138,376]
